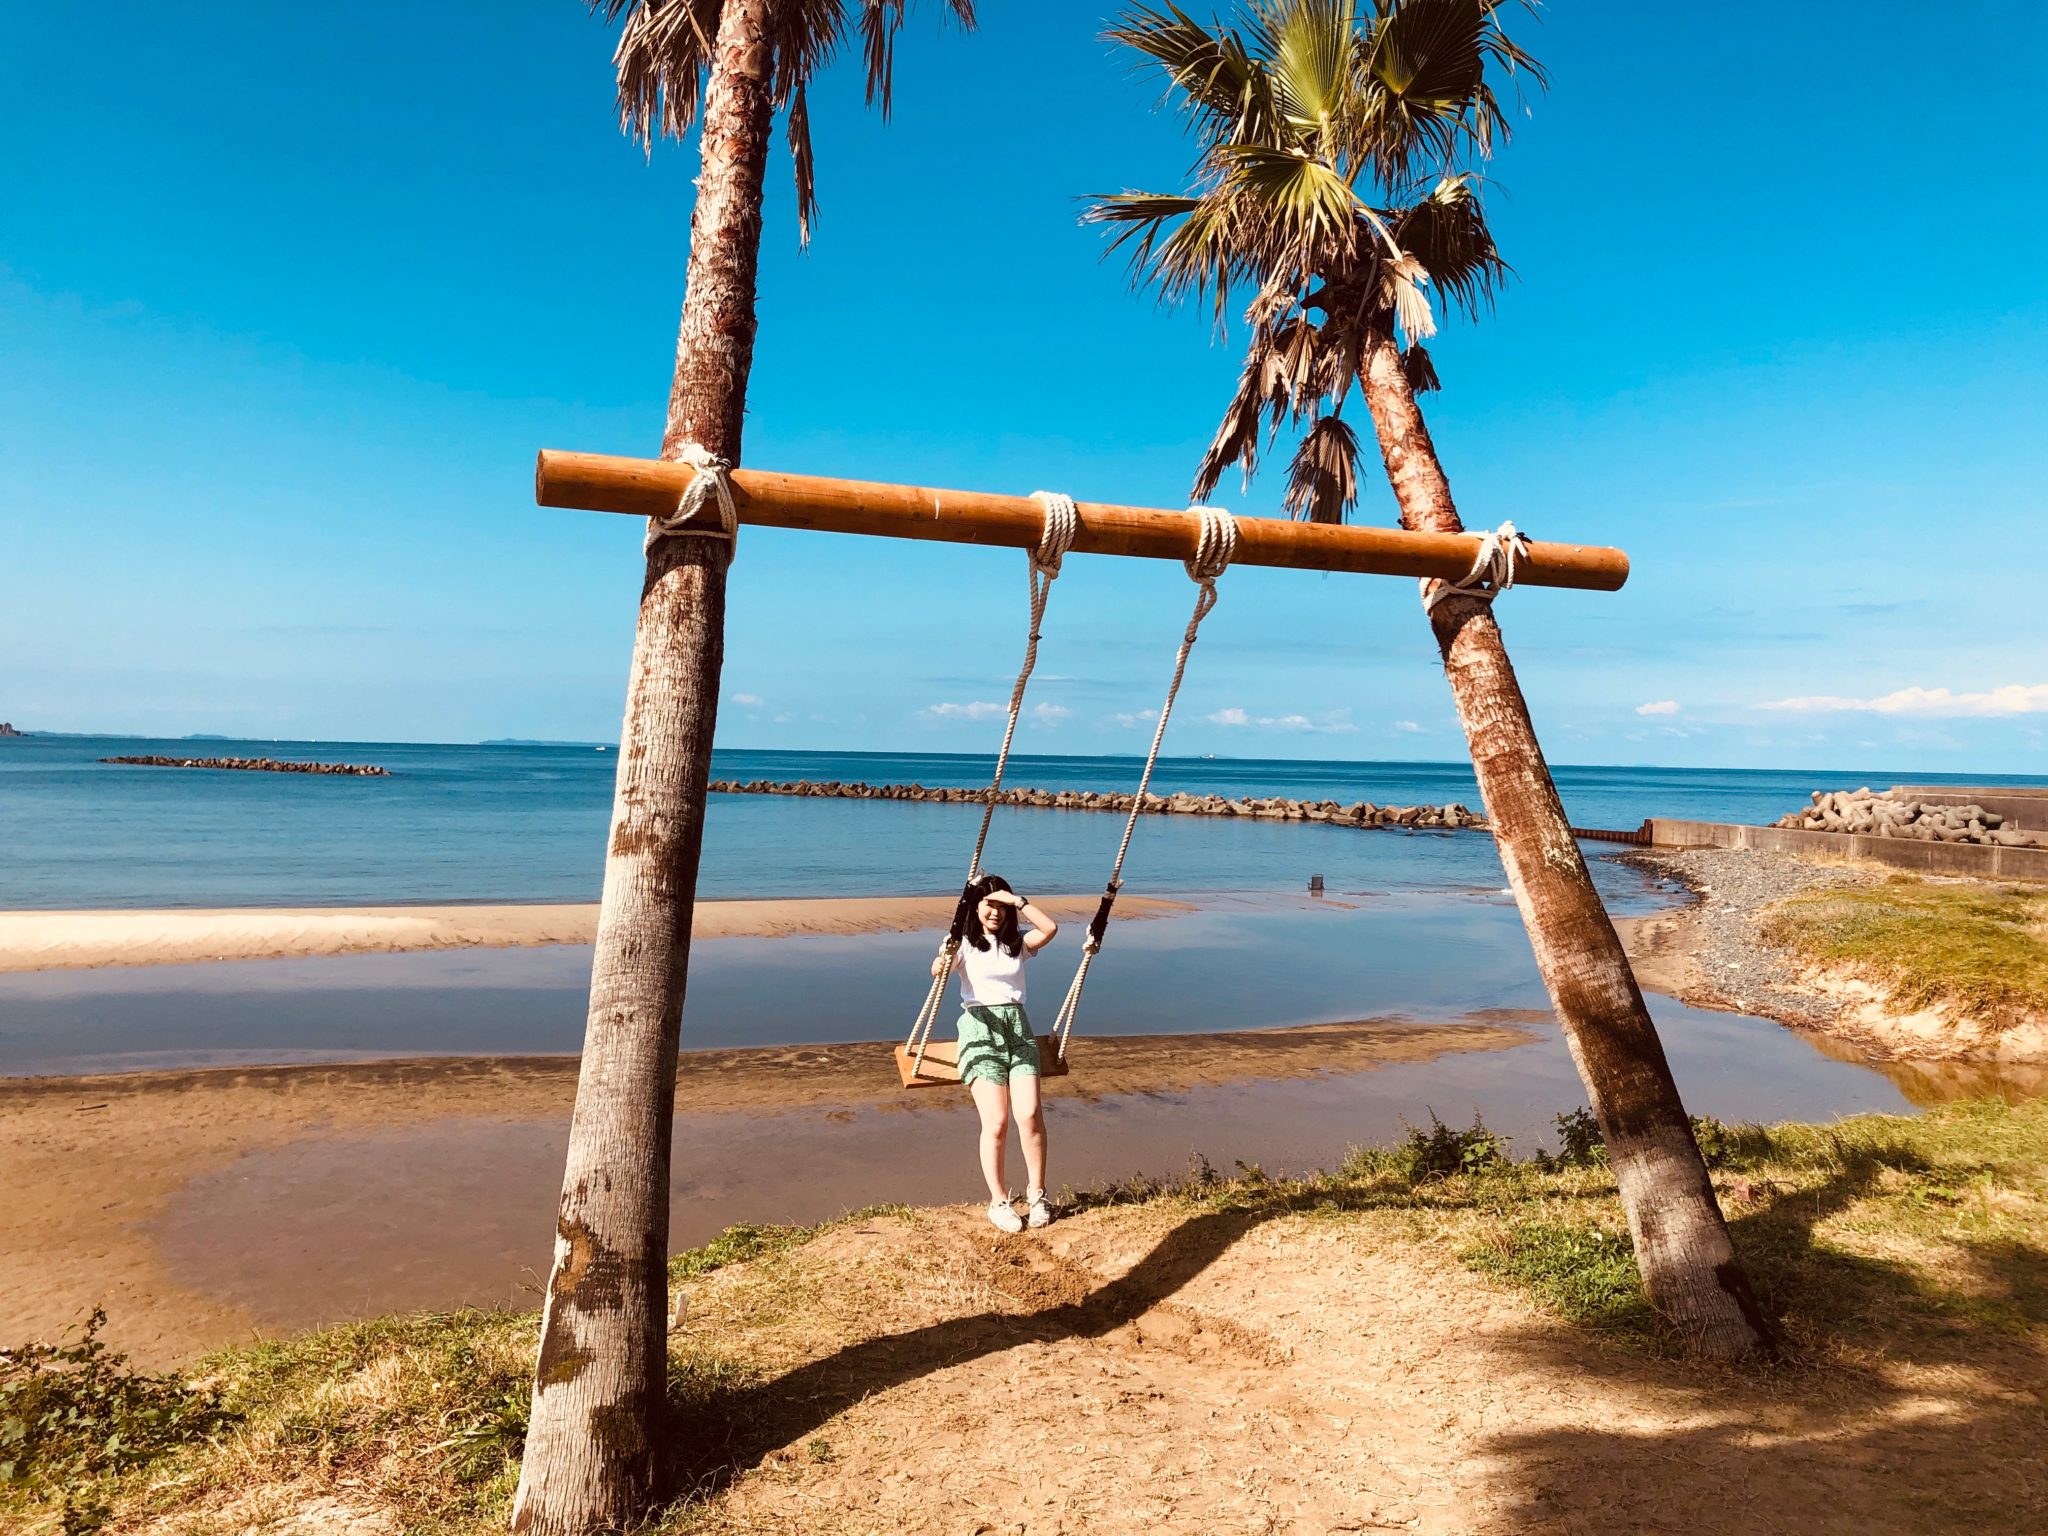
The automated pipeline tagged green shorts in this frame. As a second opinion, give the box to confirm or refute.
[956,1003,1042,1086]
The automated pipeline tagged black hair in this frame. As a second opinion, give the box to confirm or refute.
[955,873,1024,957]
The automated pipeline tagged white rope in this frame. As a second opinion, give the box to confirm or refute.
[644,443,740,555]
[1420,520,1530,615]
[1046,506,1237,1062]
[905,492,1078,1071]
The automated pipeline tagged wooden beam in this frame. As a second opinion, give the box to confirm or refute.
[535,449,1630,592]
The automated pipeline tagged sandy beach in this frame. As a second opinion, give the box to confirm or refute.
[0,892,1190,974]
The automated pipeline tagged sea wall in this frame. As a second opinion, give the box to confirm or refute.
[707,779,1487,830]
[101,756,391,777]
[1647,818,2048,882]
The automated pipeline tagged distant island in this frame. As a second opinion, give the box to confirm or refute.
[0,721,26,738]
[100,755,390,777]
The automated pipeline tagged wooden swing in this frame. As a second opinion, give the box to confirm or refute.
[893,494,1241,1089]
[531,449,1631,1091]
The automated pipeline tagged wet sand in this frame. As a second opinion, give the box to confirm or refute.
[0,1018,1537,1364]
[0,893,1189,974]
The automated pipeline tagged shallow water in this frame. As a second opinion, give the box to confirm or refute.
[147,998,1944,1335]
[1,875,1675,1075]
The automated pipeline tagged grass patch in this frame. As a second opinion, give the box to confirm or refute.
[1464,1221,1653,1334]
[669,1205,913,1283]
[1761,876,2048,1025]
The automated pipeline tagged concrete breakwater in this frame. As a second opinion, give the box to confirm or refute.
[1771,789,2039,848]
[708,778,1487,830]
[101,756,392,777]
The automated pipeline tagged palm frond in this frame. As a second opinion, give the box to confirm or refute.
[1107,4,1284,147]
[1215,145,1365,268]
[787,82,818,242]
[1401,341,1440,392]
[773,0,846,105]
[1357,0,1490,179]
[1389,174,1506,319]
[1283,411,1362,523]
[859,0,907,118]
[1193,347,1276,502]
[858,0,974,120]
[607,0,725,147]
[1262,0,1361,147]
[1088,189,1253,317]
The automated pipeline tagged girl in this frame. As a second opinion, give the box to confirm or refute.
[934,874,1059,1232]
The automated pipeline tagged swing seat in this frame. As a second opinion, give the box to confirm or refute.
[894,1036,1071,1089]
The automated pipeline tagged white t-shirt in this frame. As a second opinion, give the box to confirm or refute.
[958,937,1030,1007]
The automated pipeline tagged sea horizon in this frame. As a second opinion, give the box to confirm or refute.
[7,733,2045,912]
[5,726,2041,782]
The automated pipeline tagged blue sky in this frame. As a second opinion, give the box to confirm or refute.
[3,1,2044,773]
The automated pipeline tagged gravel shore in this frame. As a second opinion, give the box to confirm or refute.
[1612,847,1890,1027]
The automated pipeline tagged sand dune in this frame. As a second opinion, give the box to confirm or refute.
[0,893,1190,974]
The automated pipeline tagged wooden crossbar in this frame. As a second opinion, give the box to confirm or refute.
[535,450,1629,592]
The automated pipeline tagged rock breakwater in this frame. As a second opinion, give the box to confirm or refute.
[101,756,392,777]
[708,778,1486,830]
[1772,788,2039,847]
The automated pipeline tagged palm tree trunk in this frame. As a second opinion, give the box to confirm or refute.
[1357,332,1774,1360]
[512,3,779,1529]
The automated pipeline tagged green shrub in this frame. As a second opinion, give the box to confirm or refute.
[1690,1114,1736,1168]
[1532,1108,1741,1172]
[1396,1111,1511,1180]
[0,1309,228,1507]
[1540,1107,1608,1169]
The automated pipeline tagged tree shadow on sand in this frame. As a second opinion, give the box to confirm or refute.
[1478,1135,2048,1534]
[658,1202,1275,1503]
[653,1138,2048,1531]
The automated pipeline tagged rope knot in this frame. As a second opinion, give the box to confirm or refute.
[645,444,739,556]
[1421,520,1530,616]
[1028,491,1080,577]
[1184,505,1239,584]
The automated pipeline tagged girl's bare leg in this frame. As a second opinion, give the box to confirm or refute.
[1011,1072,1047,1194]
[969,1079,1012,1203]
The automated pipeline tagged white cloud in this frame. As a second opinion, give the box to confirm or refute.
[730,692,762,707]
[926,700,1003,720]
[1112,708,1158,729]
[1755,683,2048,718]
[1030,702,1070,724]
[1634,700,1680,716]
[1207,705,1357,734]
[1393,720,1423,734]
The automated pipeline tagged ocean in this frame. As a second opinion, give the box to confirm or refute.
[5,734,2033,911]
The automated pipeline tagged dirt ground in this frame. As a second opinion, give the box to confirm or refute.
[654,1202,2046,1535]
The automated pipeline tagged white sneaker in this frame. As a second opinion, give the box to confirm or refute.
[1025,1188,1053,1228]
[987,1198,1024,1234]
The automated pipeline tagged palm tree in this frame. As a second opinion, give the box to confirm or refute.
[513,3,974,1530]
[1090,0,1774,1360]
